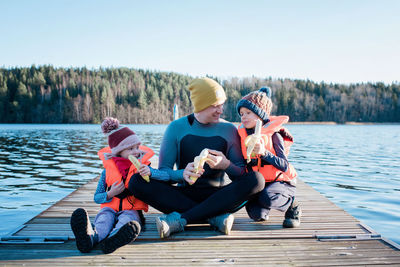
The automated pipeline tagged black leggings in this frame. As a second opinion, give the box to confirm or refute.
[128,172,264,223]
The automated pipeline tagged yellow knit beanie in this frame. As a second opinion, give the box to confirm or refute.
[188,78,227,112]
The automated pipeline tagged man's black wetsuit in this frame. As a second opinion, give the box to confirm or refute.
[128,114,264,223]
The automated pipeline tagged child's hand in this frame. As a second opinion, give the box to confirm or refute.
[253,140,266,156]
[139,165,151,178]
[107,181,125,199]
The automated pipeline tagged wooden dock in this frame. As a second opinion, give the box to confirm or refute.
[1,161,399,266]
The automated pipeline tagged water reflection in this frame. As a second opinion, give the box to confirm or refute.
[287,124,400,244]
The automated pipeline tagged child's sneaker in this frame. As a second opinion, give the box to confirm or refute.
[70,208,95,253]
[283,199,302,228]
[155,212,186,238]
[208,213,234,235]
[100,220,141,254]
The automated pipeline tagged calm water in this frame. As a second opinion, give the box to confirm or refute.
[0,124,399,244]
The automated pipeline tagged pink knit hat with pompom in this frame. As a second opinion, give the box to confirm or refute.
[101,117,140,159]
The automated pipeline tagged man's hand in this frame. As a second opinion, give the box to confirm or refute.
[206,149,230,170]
[183,162,204,184]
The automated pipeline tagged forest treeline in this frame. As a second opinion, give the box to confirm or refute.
[1,65,399,124]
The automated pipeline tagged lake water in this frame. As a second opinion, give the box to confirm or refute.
[0,124,399,244]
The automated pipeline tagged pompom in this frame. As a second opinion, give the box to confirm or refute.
[259,87,272,98]
[101,117,120,134]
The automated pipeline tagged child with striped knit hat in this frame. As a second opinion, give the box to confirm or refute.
[236,87,302,228]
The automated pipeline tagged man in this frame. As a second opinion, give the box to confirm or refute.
[128,77,264,238]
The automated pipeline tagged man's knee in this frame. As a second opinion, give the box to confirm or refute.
[245,171,265,194]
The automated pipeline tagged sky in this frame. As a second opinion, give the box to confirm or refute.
[0,0,399,85]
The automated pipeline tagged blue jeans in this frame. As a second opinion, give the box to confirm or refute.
[94,207,141,241]
[245,181,296,221]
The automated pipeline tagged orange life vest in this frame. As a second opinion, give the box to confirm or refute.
[238,115,297,184]
[98,146,154,212]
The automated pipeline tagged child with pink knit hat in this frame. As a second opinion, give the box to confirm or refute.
[236,87,302,228]
[70,117,169,254]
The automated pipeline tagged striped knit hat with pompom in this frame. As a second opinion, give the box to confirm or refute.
[101,117,140,159]
[236,87,273,124]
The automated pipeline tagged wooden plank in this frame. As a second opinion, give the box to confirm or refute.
[1,239,400,266]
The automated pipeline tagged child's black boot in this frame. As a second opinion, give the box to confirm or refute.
[283,198,302,228]
[100,220,141,254]
[70,208,96,253]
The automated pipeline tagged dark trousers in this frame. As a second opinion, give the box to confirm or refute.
[245,179,296,221]
[128,172,264,223]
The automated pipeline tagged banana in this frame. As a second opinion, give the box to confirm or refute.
[244,119,268,162]
[128,155,150,182]
[189,148,211,185]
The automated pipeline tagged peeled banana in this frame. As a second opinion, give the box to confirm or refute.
[189,148,211,185]
[244,119,268,162]
[128,155,150,182]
